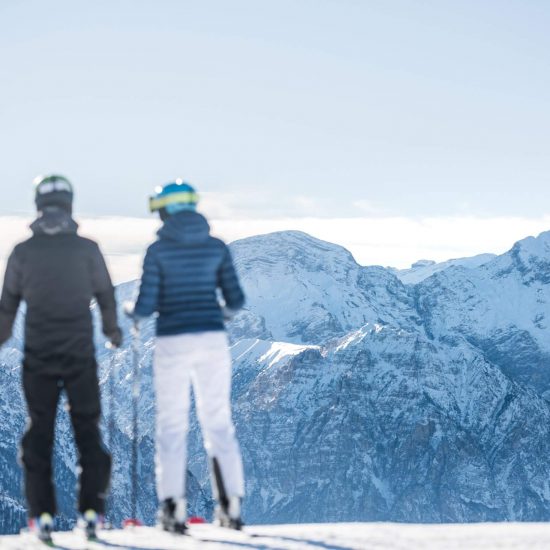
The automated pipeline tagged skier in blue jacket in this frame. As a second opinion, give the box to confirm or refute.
[127,180,245,533]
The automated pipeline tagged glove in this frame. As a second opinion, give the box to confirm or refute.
[222,306,238,322]
[123,300,137,320]
[106,327,123,349]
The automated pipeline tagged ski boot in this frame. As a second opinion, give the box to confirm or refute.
[210,457,243,530]
[215,496,243,530]
[158,498,187,535]
[28,513,54,546]
[81,509,102,541]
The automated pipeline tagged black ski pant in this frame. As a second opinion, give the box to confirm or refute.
[21,354,111,517]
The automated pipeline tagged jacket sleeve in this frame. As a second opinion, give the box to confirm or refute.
[90,243,120,337]
[217,245,245,312]
[0,248,23,346]
[134,245,161,318]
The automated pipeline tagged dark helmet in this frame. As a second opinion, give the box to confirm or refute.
[149,179,199,221]
[34,174,74,213]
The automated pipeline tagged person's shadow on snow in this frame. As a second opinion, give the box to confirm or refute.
[93,532,358,550]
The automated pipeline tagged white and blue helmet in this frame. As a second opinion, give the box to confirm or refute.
[149,179,199,219]
[34,174,74,213]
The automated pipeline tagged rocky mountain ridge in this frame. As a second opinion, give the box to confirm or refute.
[2,229,550,533]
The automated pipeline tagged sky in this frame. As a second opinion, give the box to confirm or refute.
[1,0,550,279]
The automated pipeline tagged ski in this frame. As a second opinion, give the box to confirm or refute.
[19,532,56,549]
[186,522,256,545]
[26,514,55,548]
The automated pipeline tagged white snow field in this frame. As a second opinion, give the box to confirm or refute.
[3,523,550,550]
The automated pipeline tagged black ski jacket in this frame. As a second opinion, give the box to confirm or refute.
[0,208,120,359]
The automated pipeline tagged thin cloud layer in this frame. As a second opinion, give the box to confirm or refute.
[1,215,549,284]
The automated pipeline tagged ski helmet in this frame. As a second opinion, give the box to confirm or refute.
[34,174,74,213]
[149,179,199,220]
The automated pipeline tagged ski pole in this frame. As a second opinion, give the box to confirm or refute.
[124,321,142,527]
[105,343,118,528]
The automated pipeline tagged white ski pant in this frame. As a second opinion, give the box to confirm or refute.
[153,331,244,502]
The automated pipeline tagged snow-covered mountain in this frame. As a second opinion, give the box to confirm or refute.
[392,253,496,285]
[2,229,550,533]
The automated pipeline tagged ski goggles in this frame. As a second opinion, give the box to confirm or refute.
[149,191,199,212]
[35,176,73,195]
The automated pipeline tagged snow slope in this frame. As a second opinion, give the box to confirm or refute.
[3,523,550,550]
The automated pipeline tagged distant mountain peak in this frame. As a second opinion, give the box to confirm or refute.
[232,230,355,256]
[411,260,436,268]
[393,253,496,285]
[230,230,359,273]
[509,230,550,258]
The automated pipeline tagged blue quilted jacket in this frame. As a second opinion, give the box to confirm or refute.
[134,211,245,335]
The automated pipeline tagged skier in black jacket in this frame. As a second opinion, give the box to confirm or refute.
[0,175,122,543]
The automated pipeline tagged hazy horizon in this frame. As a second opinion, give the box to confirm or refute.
[1,212,549,284]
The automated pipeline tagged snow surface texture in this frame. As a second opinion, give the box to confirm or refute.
[2,229,550,533]
[4,523,550,550]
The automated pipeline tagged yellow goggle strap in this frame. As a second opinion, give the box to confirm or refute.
[149,191,199,212]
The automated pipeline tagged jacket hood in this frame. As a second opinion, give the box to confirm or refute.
[30,207,78,236]
[157,210,211,244]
